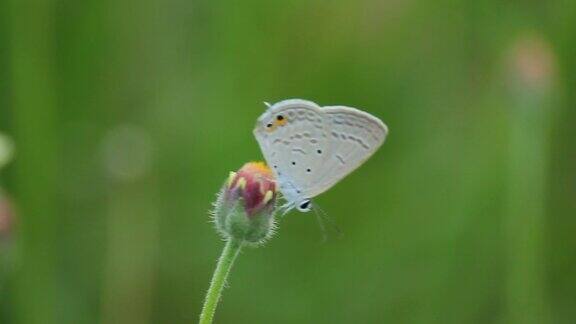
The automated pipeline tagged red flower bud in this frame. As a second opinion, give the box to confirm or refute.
[213,162,278,244]
[226,162,276,217]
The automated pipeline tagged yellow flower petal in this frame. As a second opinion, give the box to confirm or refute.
[263,190,274,204]
[236,177,247,190]
[227,171,237,188]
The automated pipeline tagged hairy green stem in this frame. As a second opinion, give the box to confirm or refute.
[199,239,243,324]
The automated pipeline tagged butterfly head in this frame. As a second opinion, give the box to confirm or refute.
[297,199,312,212]
[276,178,311,213]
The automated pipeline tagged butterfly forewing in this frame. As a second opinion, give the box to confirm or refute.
[253,100,332,201]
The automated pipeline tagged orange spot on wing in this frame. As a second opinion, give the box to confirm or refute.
[275,118,287,126]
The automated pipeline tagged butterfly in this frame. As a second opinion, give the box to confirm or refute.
[253,99,388,212]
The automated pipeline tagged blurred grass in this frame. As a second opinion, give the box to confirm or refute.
[7,1,59,323]
[1,0,576,323]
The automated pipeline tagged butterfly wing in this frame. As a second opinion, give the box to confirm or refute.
[253,99,333,203]
[302,105,388,198]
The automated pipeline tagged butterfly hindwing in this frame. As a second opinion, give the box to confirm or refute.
[302,106,388,197]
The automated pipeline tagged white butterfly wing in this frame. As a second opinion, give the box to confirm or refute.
[302,105,388,198]
[253,99,333,202]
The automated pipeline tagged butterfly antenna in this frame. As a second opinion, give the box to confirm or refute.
[312,205,328,243]
[263,101,272,109]
[313,202,343,241]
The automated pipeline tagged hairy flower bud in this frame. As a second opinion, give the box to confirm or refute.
[212,162,277,245]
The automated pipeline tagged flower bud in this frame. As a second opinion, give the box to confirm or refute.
[212,162,277,245]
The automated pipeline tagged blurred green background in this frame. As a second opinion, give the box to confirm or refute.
[1,0,575,323]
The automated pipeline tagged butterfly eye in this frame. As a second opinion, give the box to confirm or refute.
[297,199,312,212]
[266,123,273,128]
[276,115,284,121]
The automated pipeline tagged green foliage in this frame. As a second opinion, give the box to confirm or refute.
[1,0,575,323]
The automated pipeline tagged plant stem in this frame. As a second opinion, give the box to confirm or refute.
[199,239,243,324]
